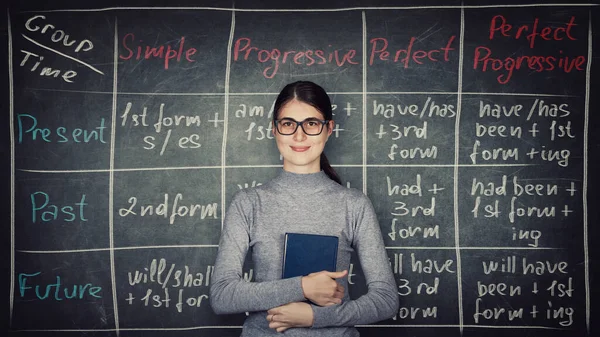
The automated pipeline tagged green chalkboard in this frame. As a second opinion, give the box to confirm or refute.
[6,0,600,336]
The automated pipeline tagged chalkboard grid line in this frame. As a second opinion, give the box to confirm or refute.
[583,12,593,333]
[9,326,245,332]
[22,3,600,13]
[16,244,221,254]
[357,324,565,329]
[385,246,562,250]
[21,34,104,75]
[453,5,466,334]
[8,9,16,326]
[22,87,579,98]
[15,163,539,174]
[359,324,567,329]
[108,18,122,336]
[220,10,236,231]
[14,245,562,255]
[8,323,570,332]
[363,92,577,97]
[362,11,368,195]
[20,33,105,75]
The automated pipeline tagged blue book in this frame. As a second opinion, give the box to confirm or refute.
[281,233,339,279]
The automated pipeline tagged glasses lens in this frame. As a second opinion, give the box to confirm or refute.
[302,119,325,135]
[277,119,297,135]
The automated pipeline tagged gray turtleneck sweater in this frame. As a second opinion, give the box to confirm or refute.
[210,170,399,336]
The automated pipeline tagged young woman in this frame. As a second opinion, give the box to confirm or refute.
[210,81,399,336]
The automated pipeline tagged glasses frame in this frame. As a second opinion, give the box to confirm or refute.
[274,117,329,136]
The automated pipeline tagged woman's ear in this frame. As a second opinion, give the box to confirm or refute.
[326,120,335,137]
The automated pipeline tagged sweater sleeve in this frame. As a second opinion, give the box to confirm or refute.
[209,190,306,315]
[311,193,399,327]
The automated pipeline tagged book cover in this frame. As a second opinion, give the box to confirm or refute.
[281,232,339,279]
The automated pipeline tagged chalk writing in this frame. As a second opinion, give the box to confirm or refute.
[118,194,218,225]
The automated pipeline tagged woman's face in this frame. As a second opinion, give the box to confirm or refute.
[273,100,334,174]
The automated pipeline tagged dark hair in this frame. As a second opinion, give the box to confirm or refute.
[272,81,342,185]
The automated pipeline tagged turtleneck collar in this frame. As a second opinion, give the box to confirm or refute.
[271,169,334,191]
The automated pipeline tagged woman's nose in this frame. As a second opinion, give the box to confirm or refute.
[293,125,307,141]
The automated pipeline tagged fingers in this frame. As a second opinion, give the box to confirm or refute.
[324,269,348,279]
[266,313,283,323]
[266,302,314,331]
[267,307,281,315]
[322,300,341,307]
[326,279,345,302]
[301,270,348,306]
[333,290,344,300]
[309,270,348,279]
[269,320,288,329]
[267,314,291,330]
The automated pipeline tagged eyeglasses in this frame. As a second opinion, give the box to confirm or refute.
[274,117,329,136]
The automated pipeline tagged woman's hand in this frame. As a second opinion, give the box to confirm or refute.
[266,302,314,332]
[301,270,347,306]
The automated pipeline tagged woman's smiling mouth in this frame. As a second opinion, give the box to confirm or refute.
[291,146,310,152]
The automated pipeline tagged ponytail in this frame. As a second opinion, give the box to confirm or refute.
[320,153,342,185]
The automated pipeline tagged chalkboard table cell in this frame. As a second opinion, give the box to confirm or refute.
[366,9,460,92]
[459,96,585,168]
[13,250,115,330]
[225,95,280,166]
[229,11,363,91]
[116,10,232,93]
[226,94,365,166]
[462,8,589,94]
[367,94,457,165]
[326,94,364,165]
[457,166,584,249]
[393,249,461,325]
[114,247,247,328]
[332,166,364,190]
[460,249,586,331]
[112,169,221,247]
[225,167,364,201]
[12,12,115,91]
[115,95,225,168]
[225,167,281,201]
[367,167,455,247]
[14,90,113,171]
[352,248,461,325]
[14,171,110,251]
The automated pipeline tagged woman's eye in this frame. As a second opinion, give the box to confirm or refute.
[306,121,318,127]
[281,121,293,127]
